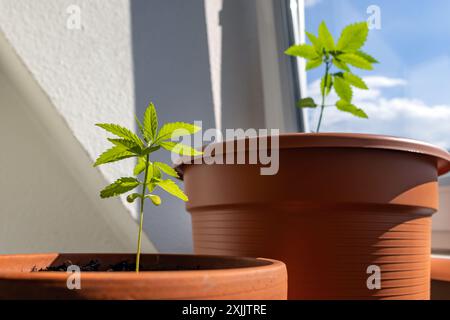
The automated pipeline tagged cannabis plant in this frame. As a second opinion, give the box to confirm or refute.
[285,21,378,132]
[94,103,201,272]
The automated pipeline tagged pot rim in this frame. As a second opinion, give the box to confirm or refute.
[175,133,450,176]
[0,253,283,280]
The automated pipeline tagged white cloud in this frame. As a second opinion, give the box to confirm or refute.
[306,76,450,149]
[304,0,322,8]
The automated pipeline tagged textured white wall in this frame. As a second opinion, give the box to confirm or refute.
[0,0,137,215]
[0,0,155,253]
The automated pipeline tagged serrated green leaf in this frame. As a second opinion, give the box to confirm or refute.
[152,164,162,180]
[318,21,335,51]
[143,102,158,141]
[332,58,350,71]
[355,50,379,63]
[160,141,203,156]
[297,97,317,108]
[306,31,323,54]
[156,179,188,201]
[108,138,142,154]
[339,53,373,70]
[94,146,135,167]
[100,177,140,198]
[126,193,142,203]
[336,100,368,118]
[320,74,333,96]
[343,72,368,89]
[154,162,179,178]
[134,157,147,175]
[157,122,201,141]
[145,194,161,206]
[134,115,147,143]
[306,57,323,70]
[336,22,368,52]
[285,44,319,59]
[96,123,143,148]
[147,182,156,193]
[333,75,353,102]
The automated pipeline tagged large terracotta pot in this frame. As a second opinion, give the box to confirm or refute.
[0,253,287,299]
[178,133,450,299]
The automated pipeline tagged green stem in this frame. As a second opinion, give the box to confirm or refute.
[316,60,331,133]
[136,153,150,272]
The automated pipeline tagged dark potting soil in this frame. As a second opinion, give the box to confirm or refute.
[33,259,203,272]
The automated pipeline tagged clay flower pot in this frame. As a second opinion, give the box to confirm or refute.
[431,254,450,299]
[0,253,287,299]
[178,133,450,299]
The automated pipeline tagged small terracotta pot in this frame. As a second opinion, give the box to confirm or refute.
[0,253,287,300]
[431,254,450,300]
[178,133,450,299]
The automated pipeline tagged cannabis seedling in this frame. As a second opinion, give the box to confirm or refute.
[285,21,378,132]
[94,103,202,272]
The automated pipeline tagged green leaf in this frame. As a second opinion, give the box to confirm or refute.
[95,123,143,148]
[332,58,350,71]
[145,194,161,206]
[108,138,142,154]
[336,100,368,118]
[100,177,140,198]
[126,193,142,203]
[320,74,333,96]
[355,50,379,63]
[141,145,161,156]
[333,75,353,102]
[318,21,335,51]
[134,115,147,143]
[143,102,158,141]
[134,157,147,175]
[151,163,162,180]
[160,141,203,156]
[343,72,368,89]
[157,122,201,141]
[154,162,179,178]
[94,146,135,167]
[297,97,317,108]
[339,53,373,70]
[147,182,156,193]
[156,179,188,201]
[306,57,323,70]
[336,22,369,52]
[306,31,323,54]
[285,44,319,59]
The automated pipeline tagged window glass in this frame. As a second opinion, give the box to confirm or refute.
[304,0,450,154]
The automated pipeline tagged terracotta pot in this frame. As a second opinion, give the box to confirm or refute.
[431,254,450,300]
[178,133,450,300]
[0,253,287,299]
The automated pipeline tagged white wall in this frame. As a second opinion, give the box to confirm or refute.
[0,0,155,253]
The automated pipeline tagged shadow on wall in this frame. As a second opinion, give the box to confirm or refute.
[130,0,215,253]
[220,0,265,130]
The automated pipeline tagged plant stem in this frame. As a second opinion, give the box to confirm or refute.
[316,60,331,133]
[136,153,150,272]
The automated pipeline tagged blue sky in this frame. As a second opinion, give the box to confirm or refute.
[303,0,450,150]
